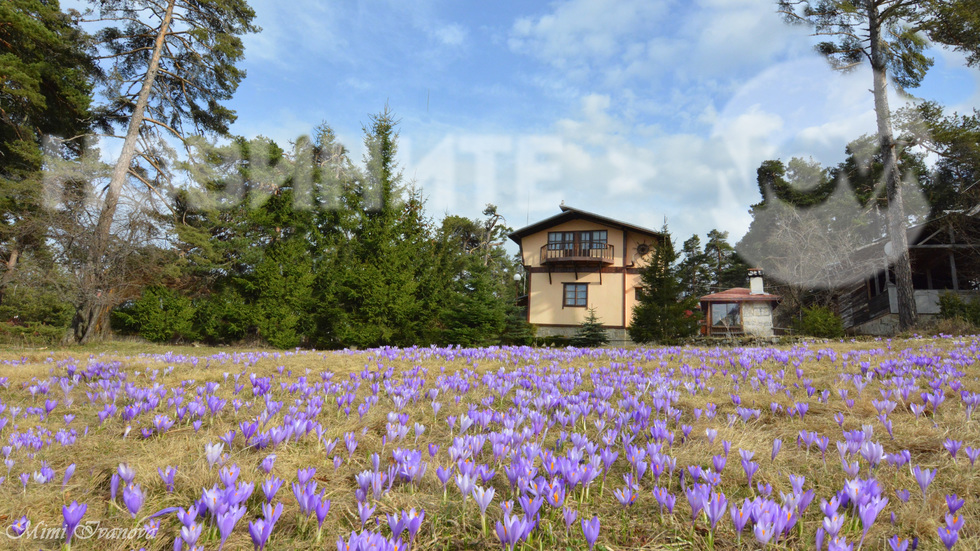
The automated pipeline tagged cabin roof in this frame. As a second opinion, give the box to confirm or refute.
[700,287,781,303]
[508,205,665,244]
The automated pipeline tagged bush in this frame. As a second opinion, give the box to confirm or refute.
[795,305,844,338]
[533,335,571,347]
[0,322,67,346]
[917,315,979,337]
[112,286,197,343]
[939,292,980,326]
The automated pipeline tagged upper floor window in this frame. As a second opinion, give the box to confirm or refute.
[548,230,607,253]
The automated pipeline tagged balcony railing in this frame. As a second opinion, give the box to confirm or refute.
[540,243,615,265]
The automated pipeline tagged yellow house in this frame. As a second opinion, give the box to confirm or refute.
[509,205,664,342]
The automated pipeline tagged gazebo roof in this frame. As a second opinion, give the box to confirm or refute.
[700,287,781,303]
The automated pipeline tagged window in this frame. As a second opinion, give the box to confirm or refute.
[711,303,740,328]
[580,230,607,250]
[564,283,588,307]
[548,232,575,251]
[547,230,608,256]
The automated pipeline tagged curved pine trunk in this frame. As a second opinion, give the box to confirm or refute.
[73,0,176,343]
[867,1,917,331]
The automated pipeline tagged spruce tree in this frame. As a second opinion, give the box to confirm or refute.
[571,307,609,347]
[629,226,700,344]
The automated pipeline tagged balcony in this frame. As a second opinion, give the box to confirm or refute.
[540,243,615,265]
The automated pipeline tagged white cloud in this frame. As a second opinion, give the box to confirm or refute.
[433,24,467,47]
[508,0,670,70]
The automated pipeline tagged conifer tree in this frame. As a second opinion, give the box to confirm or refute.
[0,1,93,311]
[629,226,700,344]
[571,307,609,348]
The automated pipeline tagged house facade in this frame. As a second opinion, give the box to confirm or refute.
[509,205,664,342]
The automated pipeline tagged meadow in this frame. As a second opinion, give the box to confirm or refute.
[0,337,976,550]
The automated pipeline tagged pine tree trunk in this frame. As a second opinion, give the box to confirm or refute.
[0,244,19,307]
[73,0,176,343]
[867,1,917,331]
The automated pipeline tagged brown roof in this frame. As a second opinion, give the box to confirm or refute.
[700,288,781,303]
[508,205,665,244]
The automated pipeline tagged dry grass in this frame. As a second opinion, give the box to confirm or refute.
[0,338,977,550]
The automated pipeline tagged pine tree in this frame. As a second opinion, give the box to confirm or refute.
[676,235,712,298]
[318,107,435,348]
[72,0,258,342]
[0,1,93,314]
[629,227,701,344]
[571,307,609,347]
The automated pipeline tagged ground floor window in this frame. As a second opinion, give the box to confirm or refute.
[563,283,588,307]
[711,302,740,328]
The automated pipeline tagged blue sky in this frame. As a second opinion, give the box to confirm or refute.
[226,0,980,244]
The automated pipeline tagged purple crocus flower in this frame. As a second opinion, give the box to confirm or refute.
[314,497,331,530]
[158,465,177,493]
[771,438,782,462]
[965,446,980,466]
[911,465,936,499]
[888,535,910,551]
[944,439,962,461]
[613,486,636,508]
[248,518,270,550]
[109,472,120,503]
[9,515,29,536]
[938,524,959,550]
[260,454,277,474]
[357,500,376,529]
[63,464,76,489]
[705,491,727,530]
[455,473,475,503]
[297,466,316,486]
[947,494,965,515]
[753,521,774,545]
[118,463,135,484]
[180,521,203,548]
[562,507,578,532]
[495,514,529,551]
[581,515,600,551]
[205,442,224,469]
[217,505,246,551]
[474,484,496,515]
[262,476,284,503]
[405,508,425,544]
[122,483,145,518]
[62,500,87,549]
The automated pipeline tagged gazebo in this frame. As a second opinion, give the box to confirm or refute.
[700,269,781,337]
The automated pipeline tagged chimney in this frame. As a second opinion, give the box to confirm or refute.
[748,268,765,295]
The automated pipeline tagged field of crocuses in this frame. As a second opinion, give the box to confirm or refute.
[0,338,978,550]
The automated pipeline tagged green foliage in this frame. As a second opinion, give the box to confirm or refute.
[313,109,453,348]
[88,0,258,137]
[112,287,196,343]
[676,235,712,298]
[939,292,980,326]
[571,307,609,348]
[499,306,535,346]
[1,0,93,308]
[253,237,315,348]
[440,258,507,347]
[705,229,750,290]
[0,255,74,328]
[193,287,256,343]
[629,226,701,344]
[795,306,845,339]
